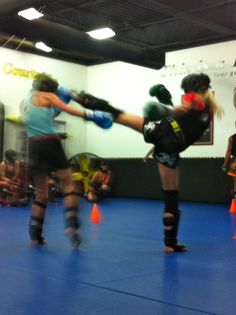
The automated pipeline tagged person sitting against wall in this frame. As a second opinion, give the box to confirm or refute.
[87,161,112,202]
[222,88,236,199]
[0,149,28,205]
[222,133,236,199]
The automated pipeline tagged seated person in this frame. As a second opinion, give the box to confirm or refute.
[222,133,236,199]
[0,150,28,205]
[0,149,20,181]
[87,161,112,202]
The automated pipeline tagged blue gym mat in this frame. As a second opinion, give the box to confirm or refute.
[0,198,235,315]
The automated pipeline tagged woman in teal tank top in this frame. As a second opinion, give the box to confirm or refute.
[20,73,113,248]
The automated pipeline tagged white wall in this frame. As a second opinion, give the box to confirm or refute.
[0,47,88,158]
[86,62,158,158]
[85,40,236,158]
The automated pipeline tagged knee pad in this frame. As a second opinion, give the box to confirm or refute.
[90,181,101,190]
[63,191,80,198]
[33,199,47,209]
[29,216,44,241]
[64,206,79,229]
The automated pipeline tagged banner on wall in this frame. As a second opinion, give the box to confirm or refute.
[160,65,236,80]
[1,63,40,78]
[1,63,52,79]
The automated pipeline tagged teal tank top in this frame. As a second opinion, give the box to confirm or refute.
[20,91,58,137]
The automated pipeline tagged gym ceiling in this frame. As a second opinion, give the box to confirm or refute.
[0,0,236,70]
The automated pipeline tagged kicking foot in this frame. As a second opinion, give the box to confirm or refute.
[30,237,47,246]
[165,244,188,253]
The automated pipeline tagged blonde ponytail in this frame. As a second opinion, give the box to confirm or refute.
[200,90,224,119]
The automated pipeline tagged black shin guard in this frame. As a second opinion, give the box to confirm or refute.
[163,210,180,246]
[100,103,123,119]
[90,99,123,119]
[64,206,81,248]
[162,190,180,247]
[78,93,123,119]
[63,193,80,248]
[64,206,79,230]
[29,200,47,242]
[63,191,80,198]
[29,216,44,242]
[32,199,47,208]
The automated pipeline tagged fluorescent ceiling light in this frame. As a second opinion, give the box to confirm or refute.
[86,27,115,40]
[35,42,52,52]
[18,8,43,20]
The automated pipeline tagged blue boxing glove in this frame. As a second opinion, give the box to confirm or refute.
[57,86,73,104]
[52,86,73,117]
[84,110,113,129]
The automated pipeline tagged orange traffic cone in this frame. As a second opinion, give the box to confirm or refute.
[229,199,236,213]
[89,203,103,223]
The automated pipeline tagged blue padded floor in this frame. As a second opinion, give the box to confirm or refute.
[0,198,236,315]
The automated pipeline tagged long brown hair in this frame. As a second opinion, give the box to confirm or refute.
[199,89,224,119]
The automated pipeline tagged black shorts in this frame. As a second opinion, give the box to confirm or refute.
[143,118,184,168]
[28,137,69,176]
[153,151,180,169]
[143,118,185,153]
